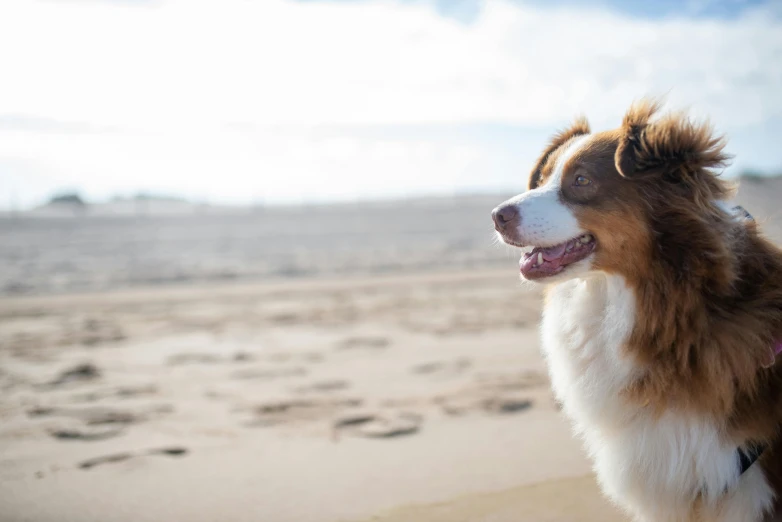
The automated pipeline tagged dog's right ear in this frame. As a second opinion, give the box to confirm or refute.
[615,99,730,179]
[614,99,661,178]
[529,117,590,190]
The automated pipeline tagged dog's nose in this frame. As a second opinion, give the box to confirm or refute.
[492,204,520,231]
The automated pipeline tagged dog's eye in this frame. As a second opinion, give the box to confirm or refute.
[574,175,591,187]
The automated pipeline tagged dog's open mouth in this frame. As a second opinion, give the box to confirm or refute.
[520,234,596,280]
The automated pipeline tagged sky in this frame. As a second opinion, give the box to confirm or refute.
[1,0,781,209]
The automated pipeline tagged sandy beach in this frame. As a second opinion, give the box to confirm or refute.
[2,178,781,521]
[0,269,625,522]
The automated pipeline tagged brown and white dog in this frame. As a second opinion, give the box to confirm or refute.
[492,100,782,522]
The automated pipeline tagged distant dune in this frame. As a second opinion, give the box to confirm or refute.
[23,195,229,218]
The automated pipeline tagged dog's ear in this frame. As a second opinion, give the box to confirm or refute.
[529,116,590,190]
[615,99,731,179]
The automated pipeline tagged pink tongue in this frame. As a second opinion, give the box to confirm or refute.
[539,242,568,261]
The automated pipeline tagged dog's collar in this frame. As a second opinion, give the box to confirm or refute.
[738,442,767,475]
[731,204,754,222]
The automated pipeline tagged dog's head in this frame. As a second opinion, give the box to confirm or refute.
[493,100,735,286]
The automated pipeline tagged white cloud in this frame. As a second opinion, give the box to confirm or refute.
[0,0,781,208]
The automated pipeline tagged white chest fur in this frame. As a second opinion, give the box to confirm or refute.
[540,275,773,522]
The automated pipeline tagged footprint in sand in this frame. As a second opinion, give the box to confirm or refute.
[332,411,422,440]
[411,358,471,376]
[48,423,124,441]
[244,397,362,427]
[79,446,188,470]
[232,351,255,363]
[335,336,390,351]
[168,351,256,366]
[44,363,101,388]
[167,353,222,365]
[482,396,534,414]
[293,380,350,394]
[79,452,132,469]
[436,393,534,417]
[265,352,324,364]
[231,367,307,381]
[29,404,173,440]
[69,384,158,403]
[29,406,141,425]
[332,412,377,429]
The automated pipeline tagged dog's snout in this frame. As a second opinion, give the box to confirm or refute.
[492,204,520,231]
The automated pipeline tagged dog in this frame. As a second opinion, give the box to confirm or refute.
[492,100,782,522]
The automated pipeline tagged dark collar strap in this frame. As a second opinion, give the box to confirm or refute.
[738,442,767,475]
[732,205,754,222]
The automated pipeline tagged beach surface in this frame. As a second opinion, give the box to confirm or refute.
[0,270,625,522]
[3,178,781,521]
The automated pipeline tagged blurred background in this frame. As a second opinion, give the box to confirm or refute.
[1,1,781,521]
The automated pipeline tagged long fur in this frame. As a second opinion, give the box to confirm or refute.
[497,99,782,521]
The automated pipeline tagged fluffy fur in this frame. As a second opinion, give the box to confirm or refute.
[493,100,782,522]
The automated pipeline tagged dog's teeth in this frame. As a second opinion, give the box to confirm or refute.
[580,235,592,244]
[566,244,573,252]
[537,253,543,266]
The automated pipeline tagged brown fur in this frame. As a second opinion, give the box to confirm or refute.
[528,116,590,190]
[544,99,782,518]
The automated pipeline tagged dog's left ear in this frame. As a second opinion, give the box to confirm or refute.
[615,99,731,179]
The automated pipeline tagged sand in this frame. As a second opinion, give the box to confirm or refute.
[0,270,626,522]
[0,194,511,296]
[4,177,782,521]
